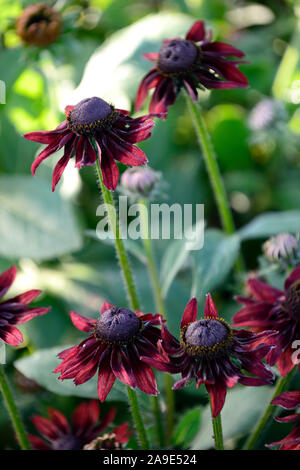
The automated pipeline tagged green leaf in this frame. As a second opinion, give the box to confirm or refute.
[239,210,300,240]
[160,220,205,298]
[70,12,193,106]
[14,346,150,410]
[173,408,202,447]
[0,175,82,260]
[192,229,240,298]
[191,386,275,449]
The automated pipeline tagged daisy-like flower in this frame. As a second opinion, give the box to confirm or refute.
[54,302,162,401]
[141,296,276,417]
[24,96,160,191]
[267,391,300,450]
[15,3,62,47]
[29,399,131,450]
[0,265,49,346]
[135,20,248,116]
[233,265,300,377]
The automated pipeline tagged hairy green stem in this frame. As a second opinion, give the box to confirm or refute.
[151,396,165,448]
[139,199,174,445]
[243,369,295,450]
[96,160,150,448]
[209,396,224,450]
[127,386,150,449]
[0,364,31,450]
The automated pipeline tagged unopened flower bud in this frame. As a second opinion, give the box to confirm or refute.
[121,166,160,198]
[263,233,298,262]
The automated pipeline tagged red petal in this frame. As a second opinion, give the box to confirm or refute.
[32,415,59,441]
[206,383,227,418]
[100,302,114,314]
[52,138,76,191]
[97,352,116,401]
[143,52,159,62]
[135,70,163,112]
[48,408,70,434]
[0,325,23,345]
[69,311,96,332]
[272,391,300,409]
[111,347,136,388]
[204,294,219,319]
[202,41,245,57]
[248,278,283,302]
[181,298,197,328]
[186,20,206,42]
[0,265,17,298]
[285,264,300,290]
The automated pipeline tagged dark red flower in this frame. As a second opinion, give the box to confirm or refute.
[54,302,162,401]
[141,295,276,417]
[135,20,248,116]
[24,96,160,191]
[233,265,300,377]
[0,265,49,346]
[267,391,300,450]
[29,399,131,450]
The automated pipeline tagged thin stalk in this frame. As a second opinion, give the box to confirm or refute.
[243,368,295,450]
[95,160,150,448]
[209,396,224,450]
[139,199,174,445]
[0,364,31,450]
[127,386,150,449]
[185,93,244,272]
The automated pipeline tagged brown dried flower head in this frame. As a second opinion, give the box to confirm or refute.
[16,3,61,47]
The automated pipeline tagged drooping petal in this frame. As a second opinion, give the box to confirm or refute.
[97,352,116,402]
[202,41,245,58]
[135,70,163,111]
[271,391,300,409]
[248,278,283,302]
[0,325,23,346]
[96,138,119,191]
[206,382,227,418]
[110,347,136,389]
[52,137,77,191]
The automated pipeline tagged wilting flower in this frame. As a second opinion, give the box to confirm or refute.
[234,265,300,377]
[24,97,159,191]
[267,391,300,450]
[15,3,62,47]
[29,399,131,450]
[263,233,298,263]
[54,302,162,400]
[0,265,49,346]
[121,166,160,198]
[141,296,275,417]
[135,20,248,116]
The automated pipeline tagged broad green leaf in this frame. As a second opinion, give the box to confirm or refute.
[0,175,82,260]
[191,386,275,449]
[160,219,205,298]
[192,229,240,298]
[14,346,150,410]
[173,408,202,447]
[239,210,300,240]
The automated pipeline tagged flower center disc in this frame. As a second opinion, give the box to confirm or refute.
[158,39,199,75]
[181,319,233,357]
[52,435,82,451]
[67,97,117,136]
[96,307,141,344]
[286,279,300,322]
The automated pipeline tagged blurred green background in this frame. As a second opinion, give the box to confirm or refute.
[0,0,300,450]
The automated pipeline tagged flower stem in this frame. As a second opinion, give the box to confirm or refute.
[0,364,31,450]
[243,368,295,450]
[139,199,174,446]
[127,386,150,449]
[209,396,224,450]
[185,94,235,235]
[95,160,150,448]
